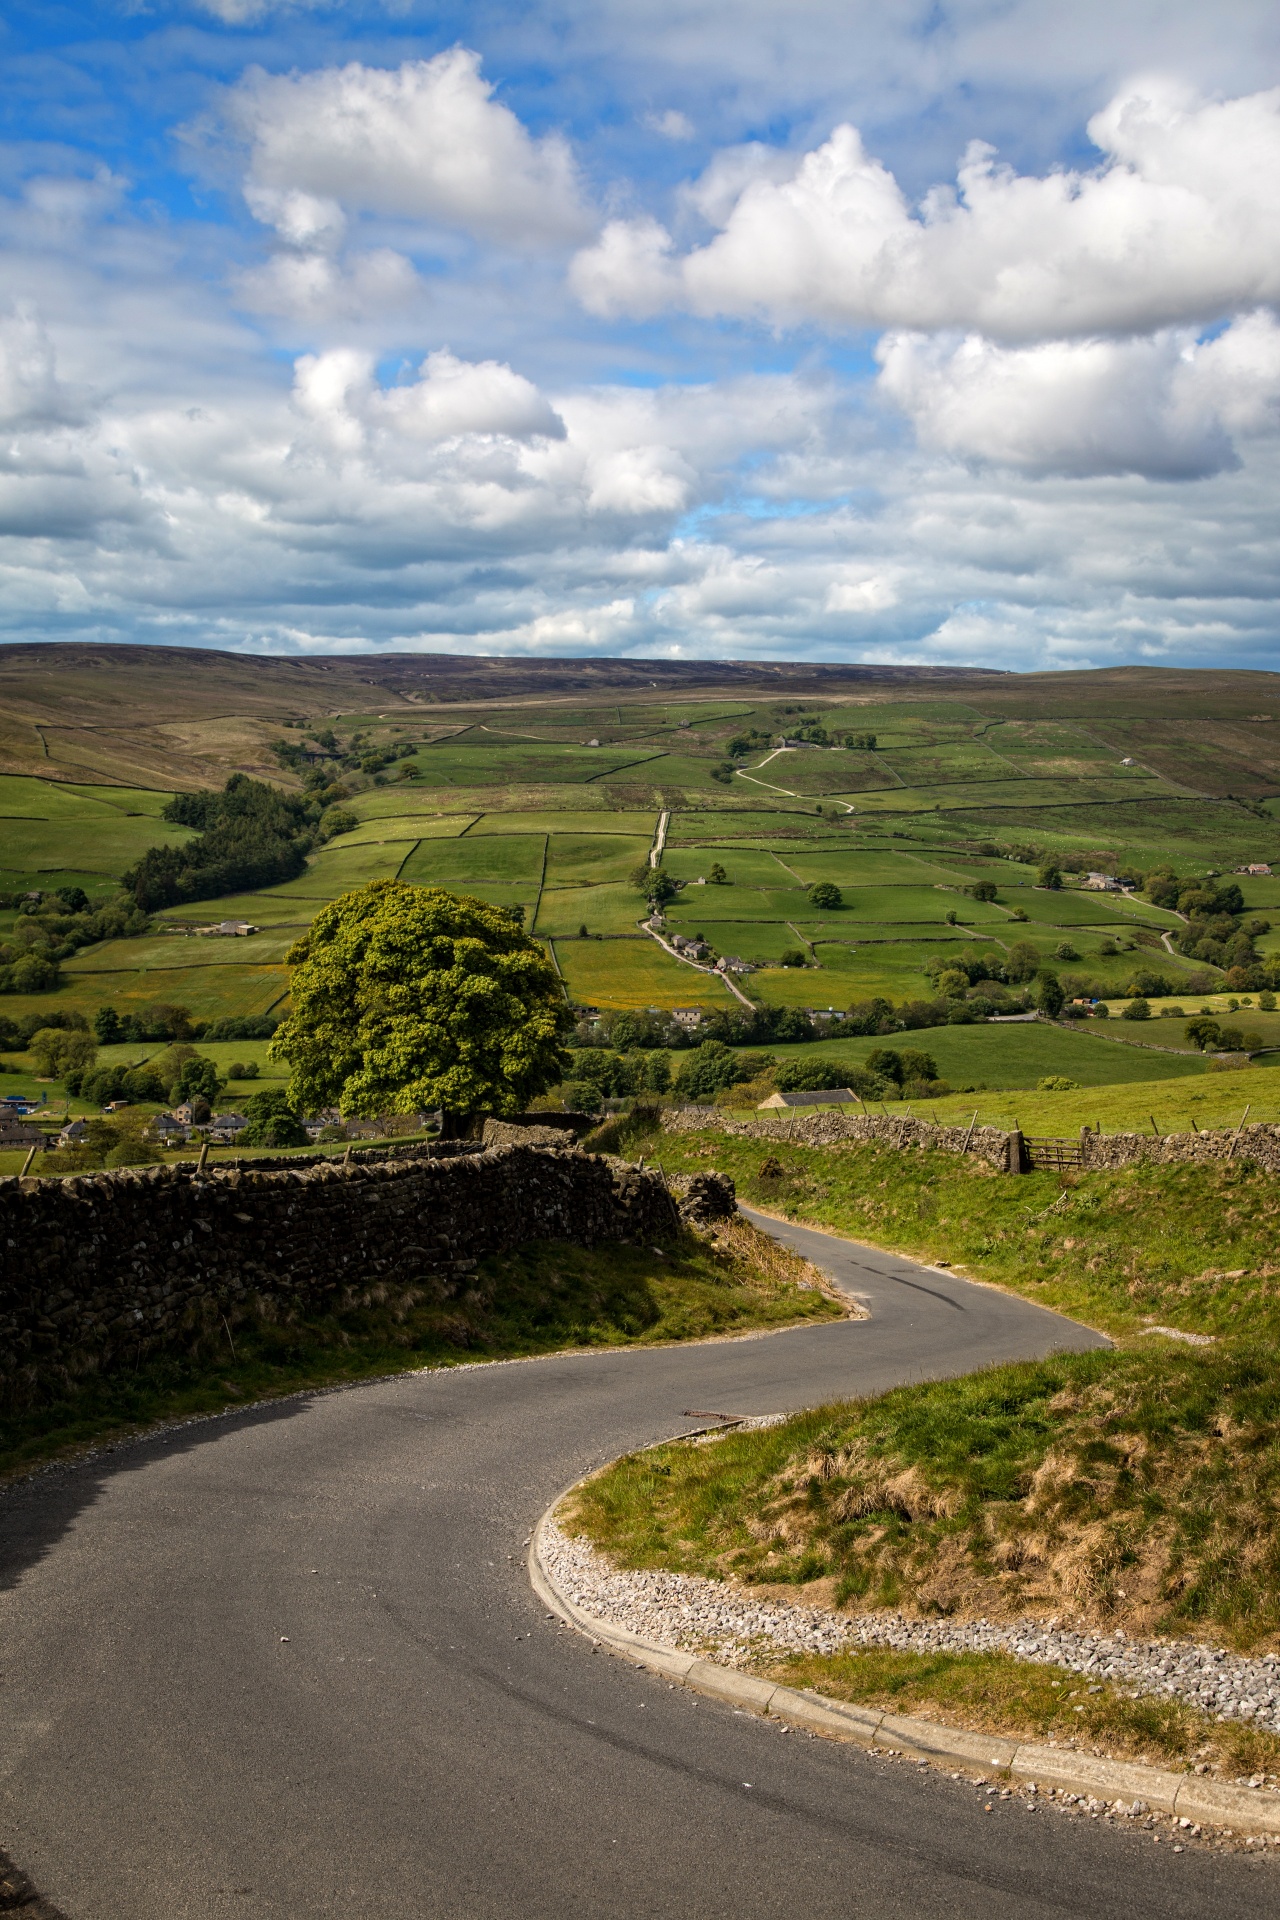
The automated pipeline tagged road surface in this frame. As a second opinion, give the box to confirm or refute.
[2,1212,1273,1918]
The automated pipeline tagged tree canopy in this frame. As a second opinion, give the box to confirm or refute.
[269,881,571,1122]
[124,774,315,911]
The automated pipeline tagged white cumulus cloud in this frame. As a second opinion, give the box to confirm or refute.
[572,80,1280,340]
[229,49,590,249]
[877,311,1280,478]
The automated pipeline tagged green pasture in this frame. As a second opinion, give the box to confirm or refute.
[339,815,470,847]
[666,886,808,925]
[0,963,288,1027]
[155,890,310,927]
[0,867,125,900]
[666,809,828,841]
[753,1019,1206,1090]
[855,776,1171,816]
[0,776,167,818]
[660,846,802,887]
[398,834,546,887]
[466,809,657,837]
[554,936,735,1011]
[1008,888,1176,928]
[948,797,1267,866]
[404,743,655,786]
[543,834,653,884]
[782,851,982,887]
[874,742,1028,784]
[835,884,1011,924]
[256,841,409,898]
[1232,875,1280,909]
[64,930,299,971]
[0,813,191,876]
[755,753,897,797]
[914,1060,1275,1135]
[343,787,480,823]
[534,884,648,938]
[696,922,815,964]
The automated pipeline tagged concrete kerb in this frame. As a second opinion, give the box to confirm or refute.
[528,1493,1280,1839]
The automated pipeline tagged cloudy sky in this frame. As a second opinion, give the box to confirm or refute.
[3,1,1280,668]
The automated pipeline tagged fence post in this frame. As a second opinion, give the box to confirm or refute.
[1006,1128,1030,1174]
[1079,1125,1093,1167]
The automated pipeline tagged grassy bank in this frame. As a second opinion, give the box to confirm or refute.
[562,1116,1280,1777]
[0,1219,840,1484]
[624,1116,1280,1341]
[568,1345,1280,1647]
[565,1341,1280,1774]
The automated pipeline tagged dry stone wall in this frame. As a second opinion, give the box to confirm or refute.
[661,1105,1017,1168]
[660,1105,1280,1176]
[0,1145,678,1412]
[1076,1123,1280,1174]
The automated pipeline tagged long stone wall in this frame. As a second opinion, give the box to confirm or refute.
[0,1145,679,1412]
[660,1105,1017,1168]
[1075,1123,1280,1174]
[660,1105,1280,1175]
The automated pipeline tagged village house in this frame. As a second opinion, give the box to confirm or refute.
[671,1007,705,1030]
[1081,872,1123,891]
[0,1118,46,1149]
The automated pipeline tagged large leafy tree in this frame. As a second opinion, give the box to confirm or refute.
[269,882,571,1128]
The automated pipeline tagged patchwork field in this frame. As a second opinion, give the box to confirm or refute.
[4,657,1280,1123]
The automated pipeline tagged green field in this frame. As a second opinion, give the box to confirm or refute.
[4,662,1280,1114]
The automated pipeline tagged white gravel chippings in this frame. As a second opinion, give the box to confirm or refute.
[543,1520,1280,1736]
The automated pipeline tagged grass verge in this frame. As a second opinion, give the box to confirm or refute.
[564,1344,1280,1780]
[0,1222,841,1486]
[759,1645,1280,1781]
[627,1116,1280,1340]
[566,1345,1280,1647]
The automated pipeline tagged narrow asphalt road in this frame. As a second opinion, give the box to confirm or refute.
[2,1215,1273,1919]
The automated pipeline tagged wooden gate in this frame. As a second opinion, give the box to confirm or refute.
[1025,1136,1085,1171]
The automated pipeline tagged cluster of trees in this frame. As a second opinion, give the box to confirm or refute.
[559,1047,673,1108]
[0,1008,90,1053]
[564,1035,951,1111]
[772,1046,947,1101]
[0,891,148,994]
[1184,1015,1265,1054]
[62,1041,228,1112]
[926,941,1041,988]
[124,775,323,911]
[723,718,877,756]
[271,726,420,782]
[725,727,773,758]
[1144,869,1275,988]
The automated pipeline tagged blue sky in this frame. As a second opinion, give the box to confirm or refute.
[1,0,1279,667]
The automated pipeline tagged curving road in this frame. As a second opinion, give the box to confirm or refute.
[1,1214,1276,1918]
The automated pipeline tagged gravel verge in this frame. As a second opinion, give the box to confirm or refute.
[544,1519,1280,1743]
